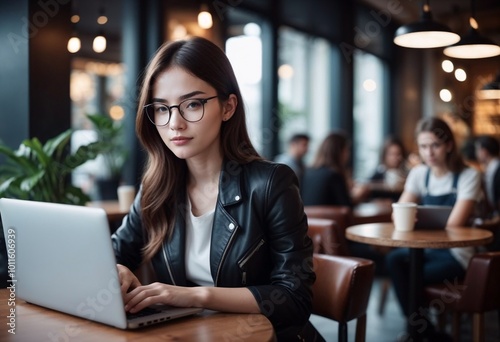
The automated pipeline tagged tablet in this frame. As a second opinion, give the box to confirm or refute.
[414,205,453,230]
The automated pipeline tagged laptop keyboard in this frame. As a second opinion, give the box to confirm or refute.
[126,307,162,320]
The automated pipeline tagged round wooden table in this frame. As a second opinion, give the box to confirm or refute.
[346,223,493,342]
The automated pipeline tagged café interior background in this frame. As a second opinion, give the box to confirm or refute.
[0,0,499,198]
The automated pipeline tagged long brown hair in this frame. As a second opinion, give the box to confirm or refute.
[415,117,465,173]
[311,131,350,179]
[136,37,261,261]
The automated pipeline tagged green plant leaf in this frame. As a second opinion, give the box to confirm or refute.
[19,170,45,192]
[0,144,38,173]
[23,138,51,167]
[43,129,72,159]
[0,129,101,205]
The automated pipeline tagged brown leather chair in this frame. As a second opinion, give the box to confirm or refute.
[304,205,352,231]
[312,253,375,342]
[424,251,500,342]
[475,218,500,251]
[305,205,353,257]
[307,217,350,256]
[306,205,391,316]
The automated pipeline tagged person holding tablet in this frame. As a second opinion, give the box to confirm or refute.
[386,117,481,340]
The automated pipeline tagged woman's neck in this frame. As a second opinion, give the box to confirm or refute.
[186,156,223,216]
[431,165,449,177]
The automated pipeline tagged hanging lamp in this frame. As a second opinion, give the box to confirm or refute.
[478,73,500,99]
[394,0,460,49]
[443,0,500,59]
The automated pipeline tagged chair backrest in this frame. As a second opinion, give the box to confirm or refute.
[474,218,500,251]
[307,218,350,256]
[311,253,375,323]
[304,205,352,231]
[457,251,500,312]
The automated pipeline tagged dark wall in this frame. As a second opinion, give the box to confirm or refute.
[0,2,30,151]
[0,0,71,150]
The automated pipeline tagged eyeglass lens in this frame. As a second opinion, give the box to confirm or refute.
[146,99,206,126]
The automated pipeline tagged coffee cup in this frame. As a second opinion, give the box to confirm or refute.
[392,202,417,232]
[117,185,136,212]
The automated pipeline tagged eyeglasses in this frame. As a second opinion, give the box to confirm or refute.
[144,96,218,126]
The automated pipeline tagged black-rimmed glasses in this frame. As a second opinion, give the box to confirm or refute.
[144,96,218,126]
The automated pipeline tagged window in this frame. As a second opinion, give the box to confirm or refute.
[278,27,331,163]
[353,50,387,180]
[226,24,263,153]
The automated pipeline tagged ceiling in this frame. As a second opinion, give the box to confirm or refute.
[361,0,500,41]
[72,0,500,60]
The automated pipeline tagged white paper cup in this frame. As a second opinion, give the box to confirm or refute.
[392,202,417,232]
[117,185,136,212]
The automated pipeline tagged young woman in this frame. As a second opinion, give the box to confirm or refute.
[370,136,408,188]
[301,131,368,206]
[111,37,318,340]
[386,117,481,335]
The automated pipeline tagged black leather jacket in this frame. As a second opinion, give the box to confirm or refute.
[111,160,316,340]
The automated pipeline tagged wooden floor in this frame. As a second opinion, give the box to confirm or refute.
[310,278,500,342]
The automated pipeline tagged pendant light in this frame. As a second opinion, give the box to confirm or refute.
[67,1,81,53]
[394,0,460,49]
[443,0,500,59]
[197,4,213,29]
[93,1,107,53]
[478,73,500,100]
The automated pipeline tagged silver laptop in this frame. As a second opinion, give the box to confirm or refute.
[0,198,202,329]
[414,205,453,230]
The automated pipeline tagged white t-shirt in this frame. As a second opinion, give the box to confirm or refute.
[404,164,481,201]
[185,199,214,286]
[404,164,482,268]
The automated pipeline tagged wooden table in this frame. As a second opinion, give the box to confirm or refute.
[345,223,493,341]
[0,289,276,341]
[87,200,128,222]
[87,200,129,233]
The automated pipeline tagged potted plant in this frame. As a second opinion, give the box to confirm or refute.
[86,113,128,200]
[0,129,106,205]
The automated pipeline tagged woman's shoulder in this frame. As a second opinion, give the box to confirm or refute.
[459,166,481,181]
[407,164,428,177]
[235,159,295,180]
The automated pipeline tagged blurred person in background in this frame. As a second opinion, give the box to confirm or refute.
[301,131,368,207]
[274,133,310,186]
[368,136,409,201]
[370,136,409,189]
[475,135,500,217]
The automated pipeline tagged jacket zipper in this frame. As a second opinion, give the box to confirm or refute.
[238,238,265,285]
[162,244,176,285]
[214,225,239,286]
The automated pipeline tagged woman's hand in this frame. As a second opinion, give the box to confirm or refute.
[123,283,205,313]
[117,264,142,297]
